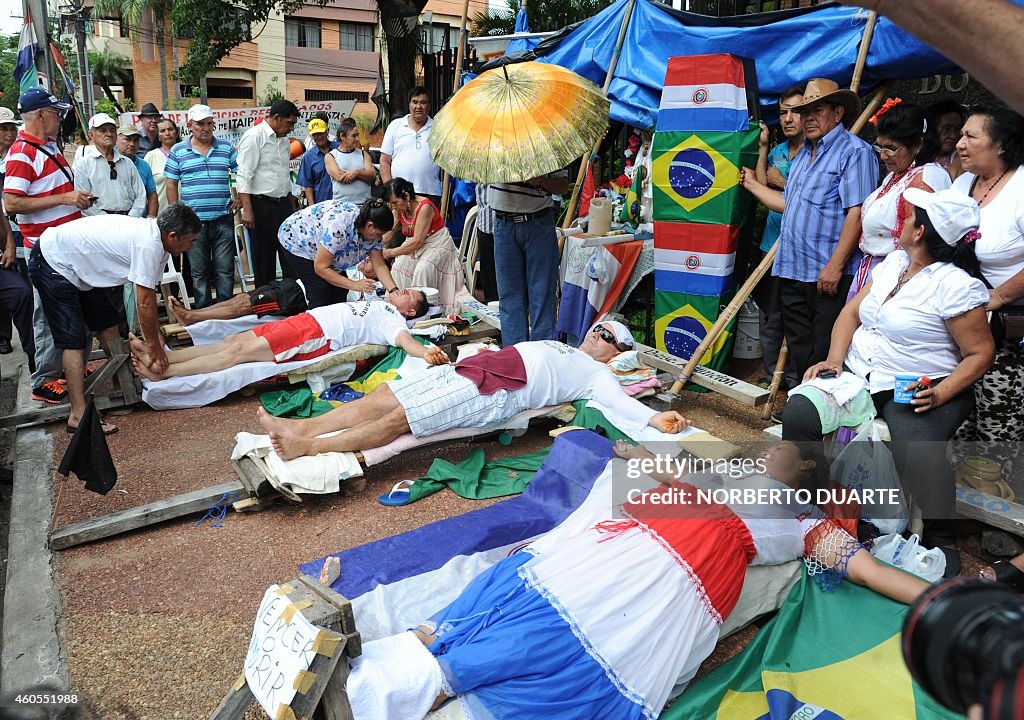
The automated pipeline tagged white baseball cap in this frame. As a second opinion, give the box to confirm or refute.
[903,187,982,247]
[88,112,117,129]
[0,107,18,126]
[187,104,214,122]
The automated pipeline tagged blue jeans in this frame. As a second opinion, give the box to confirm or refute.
[187,216,236,308]
[492,210,559,345]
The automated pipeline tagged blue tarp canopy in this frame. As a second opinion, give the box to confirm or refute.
[486,0,1019,129]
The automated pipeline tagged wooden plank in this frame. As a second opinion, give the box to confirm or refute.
[82,355,125,396]
[320,661,355,720]
[635,343,769,407]
[458,298,501,330]
[208,678,255,720]
[297,575,357,636]
[0,391,133,429]
[232,457,272,497]
[231,495,281,513]
[286,631,346,720]
[50,480,245,550]
[956,485,1024,538]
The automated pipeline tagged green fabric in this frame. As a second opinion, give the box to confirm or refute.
[568,400,633,442]
[789,385,876,434]
[260,388,335,418]
[350,346,408,382]
[406,446,551,503]
[661,569,960,720]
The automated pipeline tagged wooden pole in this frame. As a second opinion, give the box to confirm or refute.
[849,11,877,94]
[559,0,638,238]
[667,17,884,398]
[761,339,789,420]
[851,80,894,135]
[438,0,473,220]
[48,474,69,538]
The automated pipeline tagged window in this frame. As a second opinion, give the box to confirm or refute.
[182,84,254,100]
[305,89,370,103]
[285,17,321,48]
[340,23,374,52]
[421,24,456,53]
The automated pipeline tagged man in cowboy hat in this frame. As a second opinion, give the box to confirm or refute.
[741,78,877,387]
[137,102,163,154]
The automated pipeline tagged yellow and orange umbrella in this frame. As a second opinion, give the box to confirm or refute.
[428,61,610,184]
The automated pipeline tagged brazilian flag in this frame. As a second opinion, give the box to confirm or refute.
[662,570,962,720]
[655,290,736,371]
[651,126,760,226]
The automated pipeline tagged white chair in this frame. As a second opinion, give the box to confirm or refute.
[234,222,254,293]
[460,206,480,296]
[160,256,190,322]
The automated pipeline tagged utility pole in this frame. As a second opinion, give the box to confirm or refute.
[62,2,93,118]
[24,0,53,88]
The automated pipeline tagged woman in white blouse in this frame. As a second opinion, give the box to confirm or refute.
[784,189,995,576]
[325,118,375,204]
[852,100,951,297]
[951,103,1024,448]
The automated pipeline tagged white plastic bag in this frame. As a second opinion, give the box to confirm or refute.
[830,421,909,535]
[870,532,946,582]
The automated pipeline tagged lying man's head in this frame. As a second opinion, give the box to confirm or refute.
[386,288,430,319]
[579,320,634,362]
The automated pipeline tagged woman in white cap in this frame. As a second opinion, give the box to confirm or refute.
[783,188,996,577]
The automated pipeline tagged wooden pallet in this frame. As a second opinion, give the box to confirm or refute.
[209,575,360,720]
[635,342,770,408]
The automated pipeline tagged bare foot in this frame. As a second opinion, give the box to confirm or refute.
[168,297,197,326]
[257,406,304,436]
[131,355,164,382]
[67,413,118,435]
[269,431,314,461]
[128,332,148,358]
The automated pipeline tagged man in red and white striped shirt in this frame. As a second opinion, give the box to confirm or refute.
[4,88,96,404]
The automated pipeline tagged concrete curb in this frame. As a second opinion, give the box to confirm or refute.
[0,358,67,696]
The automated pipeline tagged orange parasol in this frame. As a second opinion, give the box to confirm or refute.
[428,61,610,184]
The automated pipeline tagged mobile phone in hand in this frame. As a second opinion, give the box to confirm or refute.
[817,368,838,378]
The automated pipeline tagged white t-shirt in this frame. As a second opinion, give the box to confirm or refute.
[39,215,169,291]
[860,163,951,256]
[381,115,442,197]
[845,251,989,394]
[510,341,656,435]
[307,300,408,351]
[953,167,1024,295]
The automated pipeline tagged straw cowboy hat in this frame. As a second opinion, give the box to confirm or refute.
[792,78,861,126]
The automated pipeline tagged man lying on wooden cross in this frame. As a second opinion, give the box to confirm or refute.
[130,290,446,380]
[256,320,689,459]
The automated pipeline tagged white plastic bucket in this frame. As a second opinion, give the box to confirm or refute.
[733,300,762,359]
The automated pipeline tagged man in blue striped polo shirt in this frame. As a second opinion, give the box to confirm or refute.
[741,79,878,382]
[164,103,239,307]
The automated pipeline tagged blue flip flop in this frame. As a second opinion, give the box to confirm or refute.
[378,480,415,506]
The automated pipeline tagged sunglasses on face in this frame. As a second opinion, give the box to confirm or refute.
[593,324,630,351]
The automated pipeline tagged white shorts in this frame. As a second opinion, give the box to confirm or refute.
[387,365,522,437]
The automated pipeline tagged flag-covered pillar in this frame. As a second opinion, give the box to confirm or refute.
[26,0,52,89]
[651,54,760,372]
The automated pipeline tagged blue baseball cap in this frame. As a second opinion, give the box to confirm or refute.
[17,88,71,114]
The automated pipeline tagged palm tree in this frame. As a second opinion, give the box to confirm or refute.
[472,0,612,36]
[94,0,176,106]
[88,48,131,113]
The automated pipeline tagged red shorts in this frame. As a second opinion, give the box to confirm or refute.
[252,312,331,363]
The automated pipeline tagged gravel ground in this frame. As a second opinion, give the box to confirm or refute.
[53,372,993,718]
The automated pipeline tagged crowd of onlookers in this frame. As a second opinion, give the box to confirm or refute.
[741,78,1024,575]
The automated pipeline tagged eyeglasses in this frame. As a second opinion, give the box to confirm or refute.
[593,323,630,351]
[872,143,905,157]
[107,159,117,180]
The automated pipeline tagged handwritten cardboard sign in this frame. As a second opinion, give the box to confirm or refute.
[244,585,319,718]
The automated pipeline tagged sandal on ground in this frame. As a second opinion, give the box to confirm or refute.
[989,559,1024,593]
[378,479,415,506]
[66,420,119,436]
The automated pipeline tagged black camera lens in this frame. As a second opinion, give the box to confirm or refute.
[903,578,1024,718]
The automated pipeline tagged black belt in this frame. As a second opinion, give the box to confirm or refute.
[104,210,130,215]
[255,194,291,203]
[493,207,552,223]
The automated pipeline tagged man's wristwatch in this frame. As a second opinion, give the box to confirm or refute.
[385,287,398,294]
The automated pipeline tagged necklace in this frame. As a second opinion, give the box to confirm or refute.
[971,168,1010,206]
[886,265,919,301]
[878,165,913,198]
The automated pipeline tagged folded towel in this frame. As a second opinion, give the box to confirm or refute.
[231,432,364,495]
[348,631,444,720]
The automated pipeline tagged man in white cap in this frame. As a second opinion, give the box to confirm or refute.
[257,319,689,459]
[72,112,146,217]
[164,104,240,307]
[297,117,338,205]
[117,124,158,217]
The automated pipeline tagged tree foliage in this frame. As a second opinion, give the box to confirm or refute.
[471,0,612,36]
[89,47,132,113]
[0,34,19,112]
